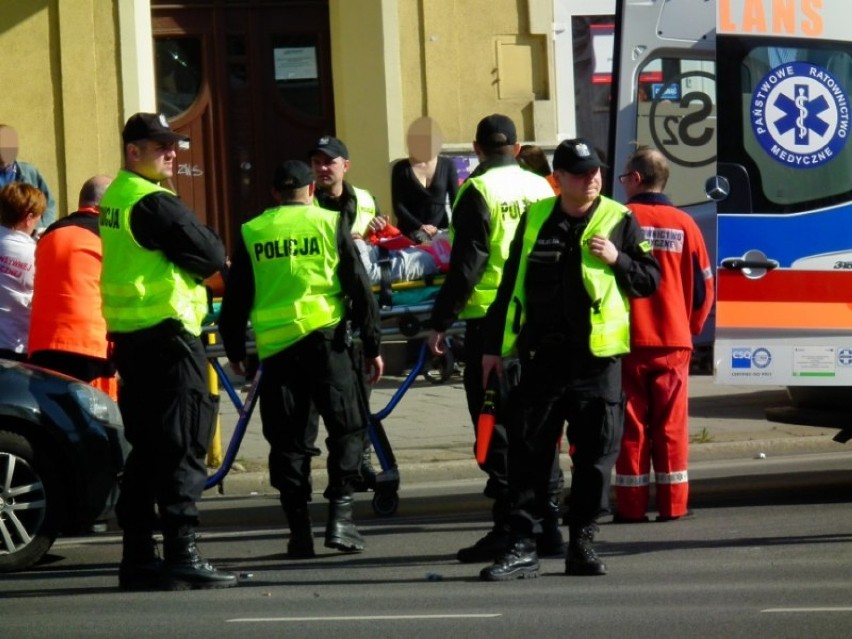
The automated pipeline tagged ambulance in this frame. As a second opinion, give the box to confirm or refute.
[610,0,852,407]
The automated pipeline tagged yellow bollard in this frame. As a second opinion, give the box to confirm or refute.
[206,332,223,469]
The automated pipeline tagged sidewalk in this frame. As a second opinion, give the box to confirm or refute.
[205,362,847,498]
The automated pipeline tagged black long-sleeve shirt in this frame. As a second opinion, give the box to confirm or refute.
[483,196,661,356]
[217,207,382,364]
[390,156,458,237]
[130,191,226,281]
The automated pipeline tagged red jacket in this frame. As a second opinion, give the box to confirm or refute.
[28,208,110,359]
[627,193,714,349]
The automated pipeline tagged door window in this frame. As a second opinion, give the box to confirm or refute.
[156,38,203,118]
[270,35,323,117]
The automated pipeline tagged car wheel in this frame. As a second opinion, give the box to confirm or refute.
[0,430,61,572]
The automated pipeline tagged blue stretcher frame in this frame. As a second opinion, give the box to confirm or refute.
[203,342,433,516]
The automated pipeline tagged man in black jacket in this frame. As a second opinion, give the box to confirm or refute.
[219,160,383,557]
[310,135,386,487]
[101,113,236,591]
[479,138,660,581]
[427,115,559,564]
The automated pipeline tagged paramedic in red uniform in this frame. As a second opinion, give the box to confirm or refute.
[614,146,714,522]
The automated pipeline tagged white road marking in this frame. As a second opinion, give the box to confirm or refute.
[762,608,852,613]
[228,614,502,623]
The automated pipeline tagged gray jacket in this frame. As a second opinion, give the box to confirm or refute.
[14,161,56,228]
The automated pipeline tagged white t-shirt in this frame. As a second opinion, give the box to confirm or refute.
[0,226,37,353]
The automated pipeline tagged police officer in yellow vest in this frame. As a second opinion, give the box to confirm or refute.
[478,138,660,581]
[309,135,386,487]
[310,135,385,238]
[218,160,383,557]
[100,113,236,591]
[426,114,560,564]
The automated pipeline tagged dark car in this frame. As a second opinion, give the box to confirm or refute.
[0,359,127,572]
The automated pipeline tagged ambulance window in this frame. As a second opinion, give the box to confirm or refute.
[635,57,717,208]
[740,46,852,207]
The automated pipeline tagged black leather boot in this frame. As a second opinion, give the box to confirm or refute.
[479,537,539,581]
[537,495,566,557]
[351,446,378,492]
[162,531,238,590]
[566,524,607,576]
[324,496,364,553]
[457,497,510,563]
[118,533,163,591]
[457,527,510,563]
[285,506,315,559]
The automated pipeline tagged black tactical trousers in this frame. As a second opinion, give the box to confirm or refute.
[507,348,624,537]
[259,330,367,509]
[462,320,563,507]
[113,323,215,536]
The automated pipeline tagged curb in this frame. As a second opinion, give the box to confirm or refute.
[198,441,852,531]
[204,435,847,498]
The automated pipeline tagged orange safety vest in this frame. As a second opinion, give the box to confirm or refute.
[28,209,117,398]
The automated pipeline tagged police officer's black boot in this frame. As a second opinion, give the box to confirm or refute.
[457,525,511,563]
[118,533,163,591]
[352,445,378,492]
[457,499,510,563]
[537,494,566,557]
[324,496,364,553]
[284,506,315,559]
[566,524,607,576]
[162,530,238,590]
[479,537,539,581]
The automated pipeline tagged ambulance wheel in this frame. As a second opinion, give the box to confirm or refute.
[372,489,399,517]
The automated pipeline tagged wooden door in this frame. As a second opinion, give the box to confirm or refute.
[151,0,335,252]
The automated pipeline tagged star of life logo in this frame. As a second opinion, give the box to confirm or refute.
[750,62,849,169]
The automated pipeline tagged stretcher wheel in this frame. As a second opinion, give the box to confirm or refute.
[423,352,454,384]
[398,313,421,338]
[372,489,399,517]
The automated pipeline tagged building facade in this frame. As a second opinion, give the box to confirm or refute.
[0,0,614,249]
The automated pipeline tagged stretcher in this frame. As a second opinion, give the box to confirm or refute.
[201,276,465,516]
[372,275,465,384]
[204,338,431,516]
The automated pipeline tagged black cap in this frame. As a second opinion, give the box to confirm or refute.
[552,137,606,174]
[273,160,314,190]
[309,135,349,160]
[475,114,517,150]
[122,112,189,145]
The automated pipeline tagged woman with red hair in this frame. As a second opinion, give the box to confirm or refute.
[0,182,46,360]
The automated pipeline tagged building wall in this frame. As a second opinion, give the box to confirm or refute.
[1,0,559,222]
[330,0,555,216]
[397,0,556,150]
[396,0,557,191]
[329,0,404,214]
[0,0,123,216]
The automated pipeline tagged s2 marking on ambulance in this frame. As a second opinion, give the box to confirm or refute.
[612,0,852,404]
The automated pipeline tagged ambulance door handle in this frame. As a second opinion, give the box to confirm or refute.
[720,258,779,270]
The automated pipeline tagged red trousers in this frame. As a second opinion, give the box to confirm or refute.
[615,347,691,519]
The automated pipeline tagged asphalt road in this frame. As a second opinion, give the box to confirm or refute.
[2,453,851,639]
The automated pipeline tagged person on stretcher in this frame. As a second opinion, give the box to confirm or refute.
[354,222,450,285]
